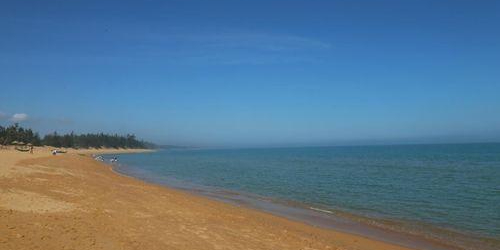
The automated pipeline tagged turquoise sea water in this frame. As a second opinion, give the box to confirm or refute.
[109,143,500,250]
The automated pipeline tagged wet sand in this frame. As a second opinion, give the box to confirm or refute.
[1,147,417,250]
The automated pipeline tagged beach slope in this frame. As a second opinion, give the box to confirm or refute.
[0,148,415,250]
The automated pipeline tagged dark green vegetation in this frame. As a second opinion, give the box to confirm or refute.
[0,123,155,149]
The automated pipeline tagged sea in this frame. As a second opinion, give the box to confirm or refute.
[103,143,500,250]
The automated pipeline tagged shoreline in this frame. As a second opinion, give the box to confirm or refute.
[0,148,462,250]
[105,154,472,250]
[103,149,500,250]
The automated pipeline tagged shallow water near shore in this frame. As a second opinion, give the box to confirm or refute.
[105,143,500,250]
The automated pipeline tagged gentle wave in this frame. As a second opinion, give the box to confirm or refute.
[309,207,334,214]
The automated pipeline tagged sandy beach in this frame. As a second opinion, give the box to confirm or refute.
[0,147,416,250]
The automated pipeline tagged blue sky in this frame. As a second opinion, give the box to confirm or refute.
[1,0,499,147]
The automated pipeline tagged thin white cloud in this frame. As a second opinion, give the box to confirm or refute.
[8,26,332,66]
[0,111,6,120]
[10,113,29,122]
[108,29,332,65]
[180,54,320,65]
[175,32,332,51]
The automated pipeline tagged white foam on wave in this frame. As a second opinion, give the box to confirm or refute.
[309,207,334,214]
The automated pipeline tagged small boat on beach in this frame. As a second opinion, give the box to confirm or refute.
[15,146,30,152]
[12,141,32,152]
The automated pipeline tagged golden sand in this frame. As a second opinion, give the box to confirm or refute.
[0,147,416,250]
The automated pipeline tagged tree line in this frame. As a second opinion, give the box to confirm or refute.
[0,123,155,149]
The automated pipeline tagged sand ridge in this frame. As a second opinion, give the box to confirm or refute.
[0,147,416,250]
